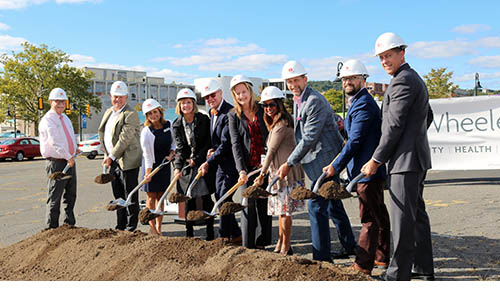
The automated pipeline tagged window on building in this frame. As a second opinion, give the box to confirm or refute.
[160,86,167,103]
[95,82,105,96]
[150,85,158,99]
[129,84,137,102]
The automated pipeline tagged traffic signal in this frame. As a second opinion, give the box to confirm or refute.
[86,104,90,116]
[38,97,43,110]
[65,98,71,115]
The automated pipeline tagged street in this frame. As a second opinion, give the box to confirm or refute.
[0,156,499,280]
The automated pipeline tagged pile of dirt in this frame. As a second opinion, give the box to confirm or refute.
[318,181,353,200]
[0,225,371,281]
[105,202,120,211]
[138,208,159,225]
[241,186,272,198]
[219,202,245,215]
[94,173,115,184]
[290,186,316,200]
[168,193,190,203]
[186,210,210,221]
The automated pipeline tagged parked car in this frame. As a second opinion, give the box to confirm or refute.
[0,137,41,161]
[78,134,104,159]
[0,131,26,139]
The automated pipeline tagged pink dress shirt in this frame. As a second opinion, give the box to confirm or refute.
[39,110,77,160]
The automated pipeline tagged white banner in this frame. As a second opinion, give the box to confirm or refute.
[428,95,500,170]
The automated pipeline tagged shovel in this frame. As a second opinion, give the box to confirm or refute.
[48,153,81,181]
[94,165,115,184]
[346,172,365,193]
[106,156,173,211]
[241,174,279,206]
[189,168,260,221]
[138,172,182,224]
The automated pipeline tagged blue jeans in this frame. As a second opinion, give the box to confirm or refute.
[308,175,355,261]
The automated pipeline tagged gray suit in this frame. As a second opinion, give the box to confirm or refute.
[373,63,434,280]
[287,86,355,262]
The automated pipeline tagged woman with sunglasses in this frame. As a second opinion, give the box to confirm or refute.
[255,86,305,255]
[140,99,175,235]
[172,88,214,240]
[228,75,272,249]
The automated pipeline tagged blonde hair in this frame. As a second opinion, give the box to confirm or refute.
[144,107,167,127]
[175,98,199,116]
[231,82,258,119]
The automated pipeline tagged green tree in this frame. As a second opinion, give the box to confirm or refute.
[423,68,458,99]
[0,42,100,133]
[323,88,344,112]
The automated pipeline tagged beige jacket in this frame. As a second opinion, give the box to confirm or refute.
[98,104,142,171]
[262,120,304,190]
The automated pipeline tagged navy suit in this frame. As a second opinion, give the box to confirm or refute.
[207,100,241,239]
[287,86,355,262]
[332,88,390,271]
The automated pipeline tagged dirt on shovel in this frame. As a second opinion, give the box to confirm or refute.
[138,208,159,225]
[105,201,120,211]
[219,202,245,216]
[168,193,190,203]
[241,186,272,198]
[290,186,316,200]
[94,173,115,184]
[318,181,353,200]
[186,210,211,221]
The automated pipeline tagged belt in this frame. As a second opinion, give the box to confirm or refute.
[46,157,66,162]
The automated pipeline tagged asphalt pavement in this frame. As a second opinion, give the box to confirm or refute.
[0,156,499,280]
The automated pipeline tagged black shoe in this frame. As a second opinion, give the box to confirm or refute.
[331,248,355,259]
[286,247,293,256]
[411,272,435,281]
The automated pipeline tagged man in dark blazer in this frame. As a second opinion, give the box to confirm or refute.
[277,60,356,262]
[98,81,142,231]
[200,79,242,243]
[324,59,390,276]
[362,33,435,281]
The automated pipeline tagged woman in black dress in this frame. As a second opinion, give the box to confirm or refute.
[140,99,175,235]
[172,88,214,240]
[228,75,272,249]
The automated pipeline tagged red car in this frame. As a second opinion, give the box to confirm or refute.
[0,137,41,161]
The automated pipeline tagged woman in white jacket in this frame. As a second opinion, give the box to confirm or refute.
[140,99,175,235]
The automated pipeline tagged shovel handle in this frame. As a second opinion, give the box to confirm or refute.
[153,172,182,213]
[210,180,245,215]
[166,173,182,194]
[346,173,365,193]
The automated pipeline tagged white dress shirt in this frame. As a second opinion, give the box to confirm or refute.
[140,121,176,169]
[104,105,126,161]
[39,110,77,160]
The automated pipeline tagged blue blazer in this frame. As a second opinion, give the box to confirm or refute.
[287,86,344,181]
[207,100,238,177]
[332,88,387,183]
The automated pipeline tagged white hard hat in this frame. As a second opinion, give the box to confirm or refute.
[48,88,68,101]
[339,59,369,79]
[259,86,285,104]
[110,81,128,96]
[176,88,196,102]
[142,98,162,114]
[374,32,407,56]
[200,78,221,97]
[230,74,253,90]
[281,60,307,80]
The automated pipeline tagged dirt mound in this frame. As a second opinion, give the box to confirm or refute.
[241,186,272,198]
[290,186,316,200]
[0,225,371,281]
[318,181,353,200]
[219,202,245,215]
[168,193,190,203]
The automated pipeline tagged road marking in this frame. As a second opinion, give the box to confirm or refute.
[425,199,467,207]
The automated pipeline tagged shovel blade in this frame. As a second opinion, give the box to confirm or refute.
[105,198,128,211]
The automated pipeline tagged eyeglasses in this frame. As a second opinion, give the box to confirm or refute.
[261,102,277,108]
[204,92,218,100]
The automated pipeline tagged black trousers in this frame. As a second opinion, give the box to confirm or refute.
[45,159,77,228]
[110,161,140,231]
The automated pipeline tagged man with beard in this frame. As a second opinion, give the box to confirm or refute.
[323,59,390,276]
[277,60,356,262]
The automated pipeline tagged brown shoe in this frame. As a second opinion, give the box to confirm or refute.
[374,261,389,269]
[350,263,371,276]
[230,235,242,245]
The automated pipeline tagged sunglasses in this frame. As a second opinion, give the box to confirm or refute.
[204,92,218,100]
[261,102,277,108]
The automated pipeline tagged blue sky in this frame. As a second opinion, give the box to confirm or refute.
[1,0,499,89]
